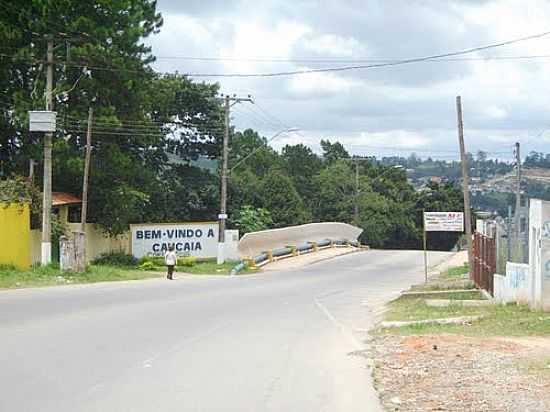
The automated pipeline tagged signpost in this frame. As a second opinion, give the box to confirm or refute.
[130,222,218,258]
[423,211,465,282]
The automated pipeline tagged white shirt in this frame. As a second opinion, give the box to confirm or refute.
[165,251,177,266]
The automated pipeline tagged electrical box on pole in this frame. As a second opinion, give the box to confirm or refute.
[29,111,57,132]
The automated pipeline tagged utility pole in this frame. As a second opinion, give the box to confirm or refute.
[41,36,54,265]
[514,142,521,241]
[29,159,35,183]
[507,204,512,261]
[218,94,253,264]
[81,106,93,232]
[354,159,359,226]
[74,106,93,272]
[456,96,474,275]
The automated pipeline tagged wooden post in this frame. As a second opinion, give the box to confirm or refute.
[423,210,428,283]
[75,106,93,272]
[514,142,521,252]
[456,96,474,278]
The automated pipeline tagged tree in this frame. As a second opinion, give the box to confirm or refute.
[0,0,168,235]
[233,205,273,234]
[313,160,354,222]
[229,129,283,177]
[320,139,349,163]
[281,143,322,203]
[257,168,309,227]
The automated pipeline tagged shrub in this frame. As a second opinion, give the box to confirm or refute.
[177,256,196,267]
[138,256,164,266]
[138,261,157,271]
[91,252,138,267]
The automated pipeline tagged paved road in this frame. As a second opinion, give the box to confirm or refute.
[0,249,451,412]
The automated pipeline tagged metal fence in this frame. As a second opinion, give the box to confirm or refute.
[472,232,496,296]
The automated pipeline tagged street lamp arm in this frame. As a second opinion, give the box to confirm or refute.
[229,128,298,173]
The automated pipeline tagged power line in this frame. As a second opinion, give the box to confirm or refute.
[3,30,550,78]
[63,118,225,132]
[153,54,550,64]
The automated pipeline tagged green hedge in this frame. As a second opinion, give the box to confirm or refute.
[91,252,138,267]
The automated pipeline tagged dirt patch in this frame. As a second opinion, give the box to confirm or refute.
[371,334,550,411]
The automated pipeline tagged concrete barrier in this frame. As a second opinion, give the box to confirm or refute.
[237,222,363,258]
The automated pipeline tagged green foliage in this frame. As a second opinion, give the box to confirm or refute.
[313,160,354,222]
[138,261,157,271]
[0,1,471,251]
[91,252,138,267]
[320,140,349,163]
[281,144,322,202]
[446,264,469,278]
[257,168,309,227]
[0,177,41,215]
[233,205,273,234]
[138,256,164,266]
[177,256,196,267]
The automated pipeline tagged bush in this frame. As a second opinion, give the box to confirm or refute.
[138,261,157,271]
[138,256,165,266]
[177,256,196,267]
[91,252,138,267]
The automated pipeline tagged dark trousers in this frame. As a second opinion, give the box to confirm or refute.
[167,265,174,279]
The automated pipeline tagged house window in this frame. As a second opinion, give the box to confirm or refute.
[68,205,82,223]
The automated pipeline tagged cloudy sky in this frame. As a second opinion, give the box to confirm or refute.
[147,0,550,161]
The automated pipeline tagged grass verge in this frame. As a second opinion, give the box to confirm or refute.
[0,264,159,289]
[0,260,257,289]
[376,263,550,337]
[144,259,258,275]
[379,297,550,336]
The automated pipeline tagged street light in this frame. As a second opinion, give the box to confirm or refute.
[229,128,299,173]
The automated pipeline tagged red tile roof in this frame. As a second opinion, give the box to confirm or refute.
[52,192,81,206]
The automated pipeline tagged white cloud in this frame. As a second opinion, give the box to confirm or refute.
[148,0,550,157]
[301,33,365,57]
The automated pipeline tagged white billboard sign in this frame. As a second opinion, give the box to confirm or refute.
[131,222,218,258]
[424,212,464,232]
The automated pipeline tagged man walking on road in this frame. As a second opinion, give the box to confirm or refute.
[164,245,177,280]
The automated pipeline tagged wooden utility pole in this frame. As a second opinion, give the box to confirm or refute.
[514,142,521,240]
[218,94,253,264]
[456,96,474,275]
[354,159,359,225]
[41,36,54,265]
[74,106,93,272]
[423,210,428,283]
[81,106,93,232]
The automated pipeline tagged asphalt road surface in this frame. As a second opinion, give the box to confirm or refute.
[0,249,451,412]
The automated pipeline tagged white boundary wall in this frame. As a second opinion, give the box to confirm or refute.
[494,198,550,311]
[494,262,530,305]
[238,222,362,258]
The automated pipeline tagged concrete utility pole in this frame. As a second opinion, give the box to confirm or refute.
[41,36,54,265]
[514,142,521,240]
[29,159,35,183]
[456,96,474,275]
[218,94,253,264]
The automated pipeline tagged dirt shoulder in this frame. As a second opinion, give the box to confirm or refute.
[372,334,550,412]
[370,256,550,411]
